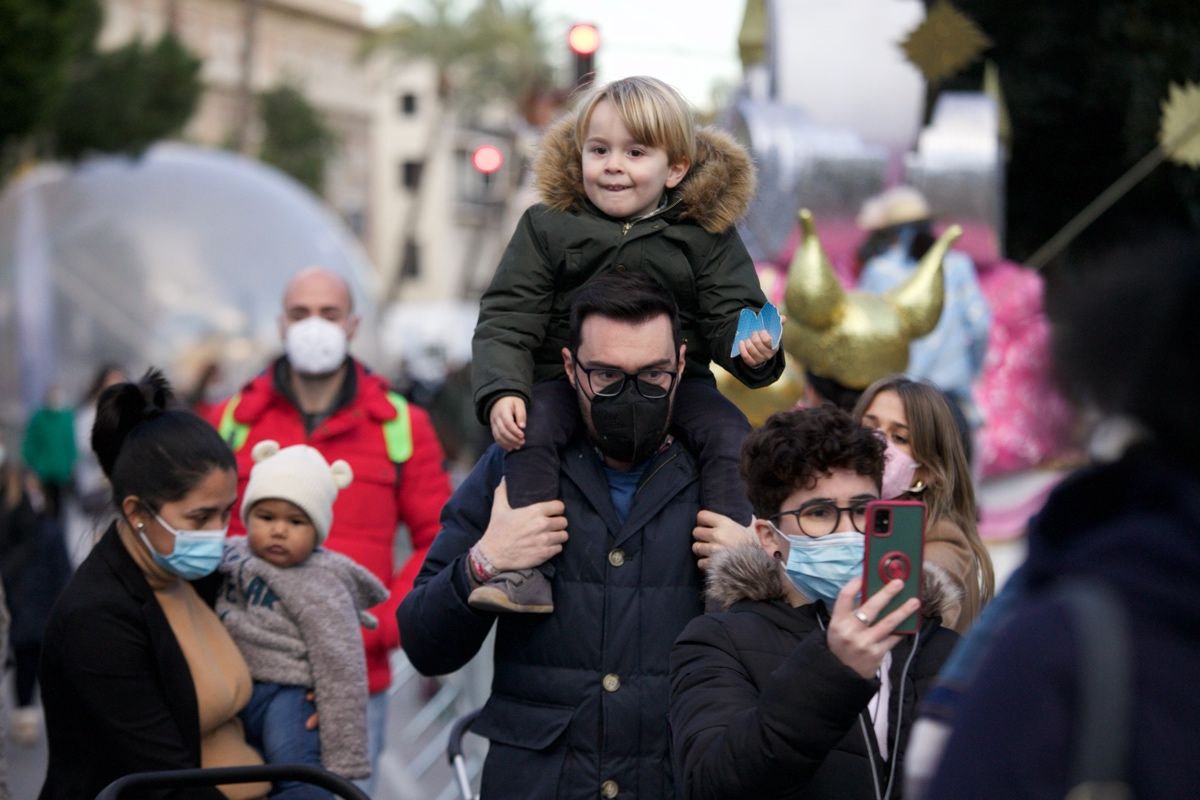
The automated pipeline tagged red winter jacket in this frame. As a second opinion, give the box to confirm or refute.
[206,358,451,693]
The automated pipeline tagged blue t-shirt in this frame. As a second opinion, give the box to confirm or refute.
[603,462,648,525]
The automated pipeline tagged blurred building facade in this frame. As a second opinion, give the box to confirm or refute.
[370,62,521,305]
[96,0,518,306]
[100,0,376,237]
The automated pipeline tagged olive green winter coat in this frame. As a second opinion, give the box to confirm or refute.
[471,113,784,423]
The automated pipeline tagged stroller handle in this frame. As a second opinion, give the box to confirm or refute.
[96,764,370,800]
[446,708,483,764]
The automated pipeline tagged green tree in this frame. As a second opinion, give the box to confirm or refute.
[52,33,202,160]
[258,84,335,194]
[931,1,1200,262]
[368,0,553,299]
[0,0,101,174]
[458,0,554,111]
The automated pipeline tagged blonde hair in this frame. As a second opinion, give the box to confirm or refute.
[853,376,996,607]
[574,76,696,167]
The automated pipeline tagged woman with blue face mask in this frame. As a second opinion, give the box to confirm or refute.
[669,405,961,800]
[38,370,270,800]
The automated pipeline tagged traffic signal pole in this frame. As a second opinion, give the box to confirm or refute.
[568,23,599,89]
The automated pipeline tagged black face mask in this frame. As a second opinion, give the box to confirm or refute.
[588,380,672,464]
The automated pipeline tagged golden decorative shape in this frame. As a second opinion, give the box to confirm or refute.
[781,209,958,390]
[1160,82,1200,168]
[784,210,846,332]
[900,0,992,85]
[888,222,959,338]
[715,361,806,429]
[738,0,768,68]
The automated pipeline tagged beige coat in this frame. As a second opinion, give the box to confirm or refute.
[924,517,981,632]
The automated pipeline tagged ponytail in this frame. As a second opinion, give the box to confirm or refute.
[92,369,235,511]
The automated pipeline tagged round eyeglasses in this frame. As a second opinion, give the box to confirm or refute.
[572,353,678,400]
[769,499,872,538]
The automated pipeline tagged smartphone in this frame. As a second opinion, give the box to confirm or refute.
[861,499,926,635]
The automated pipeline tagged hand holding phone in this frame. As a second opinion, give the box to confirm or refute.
[829,577,920,679]
[861,499,926,635]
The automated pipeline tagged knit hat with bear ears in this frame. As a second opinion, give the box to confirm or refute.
[240,440,353,545]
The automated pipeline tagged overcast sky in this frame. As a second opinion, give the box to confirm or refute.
[360,0,746,110]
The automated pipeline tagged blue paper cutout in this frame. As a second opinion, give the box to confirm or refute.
[730,302,782,358]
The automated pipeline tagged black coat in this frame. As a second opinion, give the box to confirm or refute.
[0,491,70,647]
[398,440,707,799]
[927,446,1200,799]
[38,525,222,800]
[670,546,958,800]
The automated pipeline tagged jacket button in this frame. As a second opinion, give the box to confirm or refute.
[615,264,626,272]
[601,779,619,798]
[602,673,621,692]
[608,549,625,567]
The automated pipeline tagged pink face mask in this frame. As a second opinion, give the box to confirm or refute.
[881,436,920,499]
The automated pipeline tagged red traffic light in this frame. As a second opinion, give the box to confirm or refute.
[471,144,504,175]
[568,23,600,56]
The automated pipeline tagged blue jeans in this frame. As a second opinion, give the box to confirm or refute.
[240,683,331,800]
[353,690,389,794]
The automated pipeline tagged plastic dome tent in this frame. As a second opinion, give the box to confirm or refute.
[0,144,380,424]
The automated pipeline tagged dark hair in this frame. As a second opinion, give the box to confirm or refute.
[740,405,885,519]
[855,220,935,265]
[1048,226,1200,467]
[567,272,683,353]
[804,369,864,412]
[92,369,236,511]
[82,363,127,405]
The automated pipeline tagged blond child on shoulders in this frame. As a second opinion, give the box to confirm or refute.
[468,76,785,615]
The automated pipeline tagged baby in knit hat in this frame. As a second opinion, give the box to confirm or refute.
[217,440,387,791]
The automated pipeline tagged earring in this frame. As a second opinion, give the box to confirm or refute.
[136,522,145,530]
[773,550,783,561]
[908,480,926,494]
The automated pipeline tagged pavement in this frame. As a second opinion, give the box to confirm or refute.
[2,677,46,800]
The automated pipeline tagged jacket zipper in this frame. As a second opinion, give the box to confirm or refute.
[634,452,679,496]
[620,195,680,238]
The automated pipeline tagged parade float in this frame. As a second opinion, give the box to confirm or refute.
[717,0,1078,555]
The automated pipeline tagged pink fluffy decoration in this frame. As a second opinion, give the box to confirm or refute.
[973,261,1075,478]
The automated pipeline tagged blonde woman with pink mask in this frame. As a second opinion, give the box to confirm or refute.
[853,377,994,632]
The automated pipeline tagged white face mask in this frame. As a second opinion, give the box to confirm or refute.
[285,316,348,375]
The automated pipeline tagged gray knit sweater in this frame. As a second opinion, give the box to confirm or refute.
[217,537,388,778]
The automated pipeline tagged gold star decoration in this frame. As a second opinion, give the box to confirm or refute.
[1159,82,1200,168]
[900,0,992,85]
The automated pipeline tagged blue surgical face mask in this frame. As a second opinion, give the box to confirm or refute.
[770,522,865,608]
[138,509,228,580]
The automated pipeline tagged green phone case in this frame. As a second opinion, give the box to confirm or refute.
[862,499,926,635]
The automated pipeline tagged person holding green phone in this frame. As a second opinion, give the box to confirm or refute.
[669,405,960,800]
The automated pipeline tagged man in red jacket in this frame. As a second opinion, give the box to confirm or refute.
[207,267,452,786]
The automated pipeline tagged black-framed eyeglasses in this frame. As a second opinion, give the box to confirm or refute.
[571,352,679,400]
[770,499,873,537]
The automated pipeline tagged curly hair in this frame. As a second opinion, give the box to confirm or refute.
[740,405,885,519]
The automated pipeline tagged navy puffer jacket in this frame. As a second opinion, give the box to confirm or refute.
[399,440,706,799]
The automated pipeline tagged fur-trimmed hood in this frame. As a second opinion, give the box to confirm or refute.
[532,112,757,234]
[705,544,962,622]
